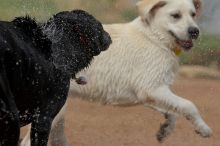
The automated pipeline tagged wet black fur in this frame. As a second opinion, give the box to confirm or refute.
[0,10,111,146]
[12,16,52,59]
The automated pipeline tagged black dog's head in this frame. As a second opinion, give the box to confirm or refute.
[43,10,111,76]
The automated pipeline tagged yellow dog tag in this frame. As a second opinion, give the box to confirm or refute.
[174,47,182,56]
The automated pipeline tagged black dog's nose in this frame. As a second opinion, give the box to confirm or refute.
[102,32,112,50]
[188,27,199,39]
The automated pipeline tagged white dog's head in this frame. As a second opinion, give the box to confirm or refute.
[137,0,202,50]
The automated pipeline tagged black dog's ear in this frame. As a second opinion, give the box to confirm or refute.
[72,24,88,46]
[50,13,89,48]
[137,0,167,24]
[48,10,108,49]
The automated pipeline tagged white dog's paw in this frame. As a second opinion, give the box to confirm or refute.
[157,122,174,142]
[195,123,213,137]
[156,114,176,142]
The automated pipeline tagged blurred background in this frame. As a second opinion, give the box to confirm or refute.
[0,0,219,71]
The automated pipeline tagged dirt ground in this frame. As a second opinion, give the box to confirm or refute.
[21,77,220,146]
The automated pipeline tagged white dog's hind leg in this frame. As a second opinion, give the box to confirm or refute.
[20,125,31,146]
[148,85,212,137]
[49,103,69,146]
[50,116,69,146]
[20,103,68,146]
[21,118,69,146]
[145,104,177,142]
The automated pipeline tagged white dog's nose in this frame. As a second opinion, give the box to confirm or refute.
[188,27,199,39]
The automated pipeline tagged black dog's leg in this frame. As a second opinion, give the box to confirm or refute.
[0,63,20,146]
[0,62,20,146]
[30,97,67,146]
[30,116,53,146]
[0,108,20,146]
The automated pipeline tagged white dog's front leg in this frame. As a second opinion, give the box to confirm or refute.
[148,85,212,137]
[157,112,177,142]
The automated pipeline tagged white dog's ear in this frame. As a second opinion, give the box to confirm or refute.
[193,0,202,17]
[136,0,167,24]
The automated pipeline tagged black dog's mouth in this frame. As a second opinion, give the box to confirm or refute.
[169,31,193,51]
[72,75,87,85]
[100,40,111,53]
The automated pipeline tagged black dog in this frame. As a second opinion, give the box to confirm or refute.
[0,10,111,146]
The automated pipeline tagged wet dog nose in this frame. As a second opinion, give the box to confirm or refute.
[188,27,199,39]
[102,31,112,50]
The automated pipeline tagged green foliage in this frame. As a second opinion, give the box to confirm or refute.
[121,8,137,21]
[0,0,137,23]
[0,0,57,21]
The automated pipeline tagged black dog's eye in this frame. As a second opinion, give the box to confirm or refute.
[171,13,182,19]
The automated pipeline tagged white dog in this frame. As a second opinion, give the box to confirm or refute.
[21,0,212,145]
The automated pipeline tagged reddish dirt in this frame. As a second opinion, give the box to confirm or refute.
[21,78,220,146]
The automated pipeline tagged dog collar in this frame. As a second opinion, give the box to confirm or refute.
[173,47,182,56]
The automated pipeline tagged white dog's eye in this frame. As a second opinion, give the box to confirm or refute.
[191,12,196,18]
[171,13,182,19]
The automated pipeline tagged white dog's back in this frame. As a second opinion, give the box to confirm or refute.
[70,18,179,105]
